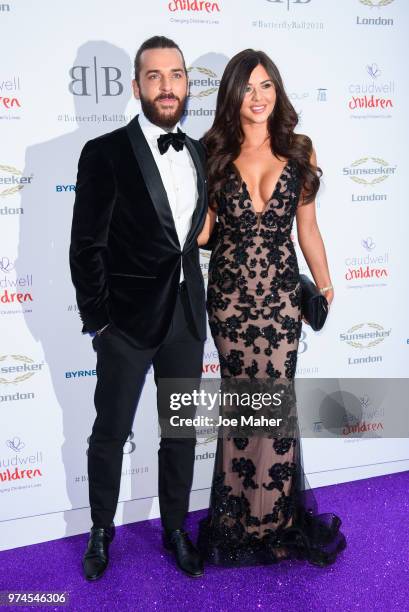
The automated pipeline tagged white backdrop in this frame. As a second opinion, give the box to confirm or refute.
[0,0,408,551]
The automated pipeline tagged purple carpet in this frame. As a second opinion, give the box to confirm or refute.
[1,472,408,612]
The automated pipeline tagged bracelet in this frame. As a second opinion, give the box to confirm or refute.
[319,285,333,294]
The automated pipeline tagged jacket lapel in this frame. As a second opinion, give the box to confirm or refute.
[126,115,180,250]
[183,136,207,252]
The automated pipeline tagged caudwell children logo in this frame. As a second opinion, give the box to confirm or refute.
[168,0,221,11]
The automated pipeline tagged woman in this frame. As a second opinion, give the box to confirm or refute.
[197,49,346,567]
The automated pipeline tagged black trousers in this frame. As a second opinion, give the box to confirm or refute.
[88,284,204,531]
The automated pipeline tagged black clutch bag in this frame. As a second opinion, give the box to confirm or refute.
[299,274,329,331]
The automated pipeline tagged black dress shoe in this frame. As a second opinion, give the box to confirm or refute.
[82,523,115,581]
[163,529,204,577]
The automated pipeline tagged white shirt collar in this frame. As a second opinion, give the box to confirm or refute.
[138,110,181,142]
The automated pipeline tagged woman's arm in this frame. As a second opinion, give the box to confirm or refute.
[296,149,334,305]
[197,207,217,247]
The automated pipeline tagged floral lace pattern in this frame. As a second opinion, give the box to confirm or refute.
[198,160,346,566]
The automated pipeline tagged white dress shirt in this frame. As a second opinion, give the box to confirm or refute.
[138,111,198,283]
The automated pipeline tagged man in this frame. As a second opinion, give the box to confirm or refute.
[69,36,207,580]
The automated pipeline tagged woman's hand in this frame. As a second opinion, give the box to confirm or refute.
[322,287,334,306]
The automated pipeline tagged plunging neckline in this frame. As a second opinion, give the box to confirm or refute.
[232,159,291,216]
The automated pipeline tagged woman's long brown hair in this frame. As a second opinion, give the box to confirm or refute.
[203,49,321,209]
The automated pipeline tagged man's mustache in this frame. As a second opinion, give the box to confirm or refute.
[154,94,180,102]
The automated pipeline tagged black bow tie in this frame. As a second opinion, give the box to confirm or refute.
[157,129,186,155]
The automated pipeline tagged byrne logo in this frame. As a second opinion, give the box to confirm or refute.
[344,157,396,185]
[6,436,25,453]
[188,67,220,99]
[56,184,75,193]
[0,355,44,385]
[65,368,96,379]
[0,165,33,197]
[69,57,124,103]
[266,0,311,9]
[340,323,391,349]
[168,0,221,12]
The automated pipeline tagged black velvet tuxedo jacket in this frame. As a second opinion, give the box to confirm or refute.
[69,115,208,348]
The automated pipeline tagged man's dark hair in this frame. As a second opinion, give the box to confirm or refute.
[134,36,187,82]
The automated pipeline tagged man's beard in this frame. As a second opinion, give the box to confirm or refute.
[139,92,186,130]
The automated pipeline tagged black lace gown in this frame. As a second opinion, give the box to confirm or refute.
[198,160,346,566]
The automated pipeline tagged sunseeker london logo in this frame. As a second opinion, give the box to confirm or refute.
[359,0,393,4]
[0,355,45,385]
[0,165,33,197]
[344,157,396,204]
[356,0,394,26]
[340,323,391,349]
[345,157,395,184]
[183,54,227,124]
[340,323,390,366]
[188,66,220,100]
[184,65,220,120]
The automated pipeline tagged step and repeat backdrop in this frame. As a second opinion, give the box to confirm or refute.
[0,0,407,550]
